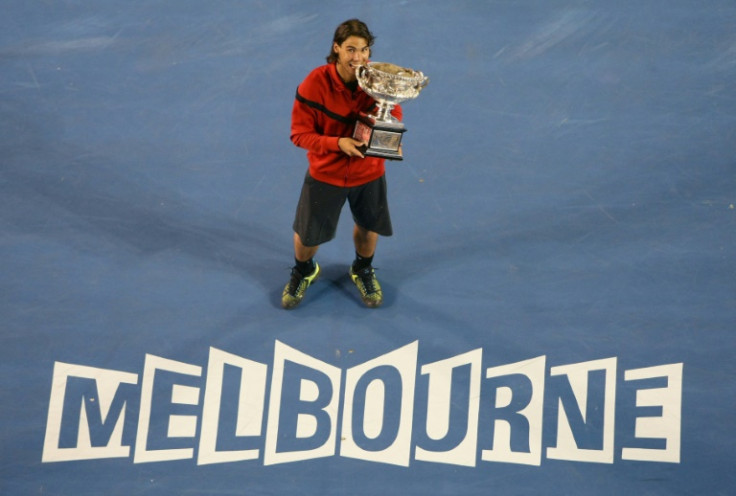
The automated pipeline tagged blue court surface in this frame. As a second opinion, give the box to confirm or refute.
[2,1,735,495]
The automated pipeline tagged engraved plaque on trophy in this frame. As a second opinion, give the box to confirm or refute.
[353,62,429,161]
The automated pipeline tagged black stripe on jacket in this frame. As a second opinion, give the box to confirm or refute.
[294,87,354,125]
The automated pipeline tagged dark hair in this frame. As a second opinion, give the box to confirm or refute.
[326,19,375,63]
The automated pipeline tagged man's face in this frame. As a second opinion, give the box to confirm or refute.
[333,35,370,82]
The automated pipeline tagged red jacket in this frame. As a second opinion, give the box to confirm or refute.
[291,63,402,187]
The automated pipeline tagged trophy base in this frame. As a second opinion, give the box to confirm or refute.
[353,116,405,161]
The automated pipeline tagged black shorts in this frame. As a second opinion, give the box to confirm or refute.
[292,172,393,247]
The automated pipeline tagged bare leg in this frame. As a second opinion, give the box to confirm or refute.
[294,232,319,262]
[353,224,378,258]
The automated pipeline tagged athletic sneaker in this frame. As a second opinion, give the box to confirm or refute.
[349,266,383,308]
[281,262,320,309]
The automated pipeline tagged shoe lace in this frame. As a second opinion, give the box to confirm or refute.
[357,267,378,294]
[286,268,306,296]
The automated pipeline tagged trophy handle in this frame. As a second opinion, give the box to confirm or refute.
[417,75,429,90]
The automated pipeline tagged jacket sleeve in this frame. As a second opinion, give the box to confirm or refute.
[290,76,341,154]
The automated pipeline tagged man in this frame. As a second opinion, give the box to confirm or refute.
[282,19,402,309]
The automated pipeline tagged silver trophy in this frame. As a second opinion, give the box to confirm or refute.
[352,62,429,161]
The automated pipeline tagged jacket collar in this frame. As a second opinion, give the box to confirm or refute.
[328,62,362,94]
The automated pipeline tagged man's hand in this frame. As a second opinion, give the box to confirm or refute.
[338,137,366,158]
